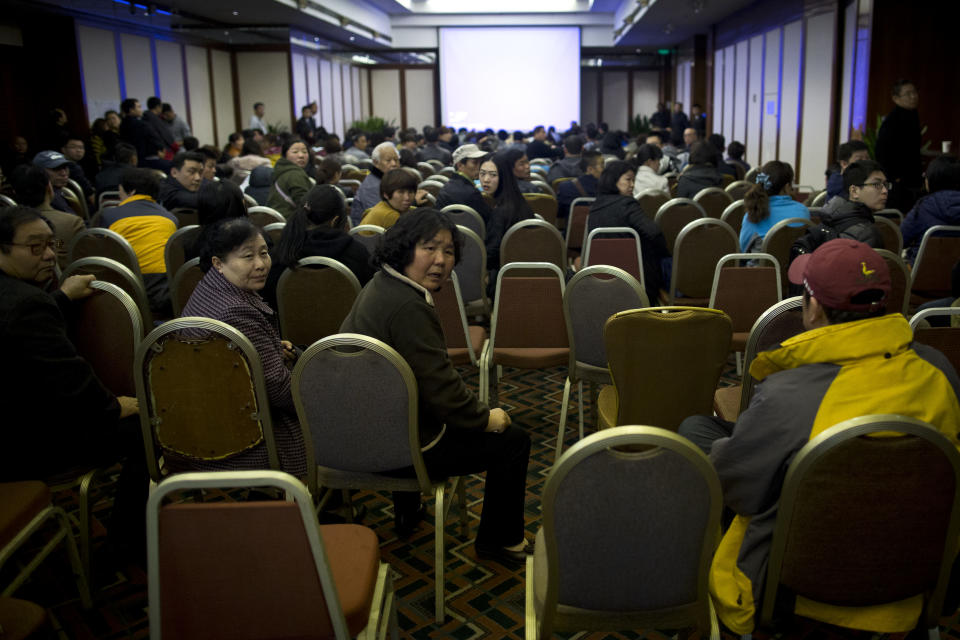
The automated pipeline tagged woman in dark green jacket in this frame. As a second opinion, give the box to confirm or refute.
[267,137,313,217]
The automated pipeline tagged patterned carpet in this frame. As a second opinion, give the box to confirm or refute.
[6,359,960,639]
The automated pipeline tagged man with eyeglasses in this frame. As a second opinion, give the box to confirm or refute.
[816,159,888,248]
[875,79,922,212]
[0,206,147,565]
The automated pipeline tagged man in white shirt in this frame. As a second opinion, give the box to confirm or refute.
[633,143,670,198]
[249,102,268,134]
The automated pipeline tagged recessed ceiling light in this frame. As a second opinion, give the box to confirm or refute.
[313,36,319,42]
[349,36,355,41]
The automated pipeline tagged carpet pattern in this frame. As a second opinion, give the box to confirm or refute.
[5,359,960,639]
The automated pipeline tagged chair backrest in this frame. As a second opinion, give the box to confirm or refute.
[912,225,960,298]
[490,262,568,350]
[416,162,435,178]
[636,189,669,221]
[0,194,17,207]
[61,183,88,220]
[523,193,560,226]
[910,308,960,376]
[739,296,805,412]
[247,206,286,227]
[291,334,431,494]
[537,427,721,639]
[429,174,450,184]
[582,227,646,293]
[170,258,204,317]
[440,204,485,240]
[761,415,960,628]
[874,248,909,315]
[164,224,200,283]
[809,190,828,207]
[242,193,258,209]
[432,271,479,365]
[760,217,817,295]
[134,317,280,482]
[348,224,384,256]
[262,222,285,245]
[709,253,782,334]
[62,256,152,328]
[68,281,143,397]
[417,180,445,196]
[426,159,445,170]
[874,208,904,224]
[438,166,456,178]
[565,197,594,253]
[452,225,488,310]
[276,257,361,347]
[725,180,751,201]
[170,207,199,227]
[98,190,121,210]
[147,470,356,640]
[551,176,576,193]
[563,266,647,377]
[744,167,758,182]
[873,215,903,254]
[500,219,565,273]
[720,199,746,238]
[692,187,733,219]
[68,227,143,279]
[654,198,707,254]
[667,218,739,302]
[604,307,732,430]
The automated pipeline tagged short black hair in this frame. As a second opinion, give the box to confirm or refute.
[563,135,583,155]
[11,165,49,207]
[635,143,663,165]
[172,151,205,172]
[114,142,137,164]
[727,141,745,160]
[120,98,139,115]
[374,208,462,271]
[843,159,886,193]
[689,140,718,166]
[0,206,53,251]
[181,137,199,152]
[380,168,418,199]
[424,128,439,143]
[579,149,602,173]
[926,155,960,193]
[161,103,173,114]
[198,146,219,162]
[708,133,726,154]
[120,167,160,199]
[837,140,869,163]
[253,102,264,110]
[197,217,263,272]
[892,79,915,97]
[146,96,161,110]
[197,180,247,227]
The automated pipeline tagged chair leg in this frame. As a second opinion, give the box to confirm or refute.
[77,469,99,595]
[457,478,468,537]
[343,489,355,523]
[433,487,446,625]
[525,555,537,640]
[54,507,92,609]
[735,351,743,377]
[577,380,585,441]
[555,378,572,464]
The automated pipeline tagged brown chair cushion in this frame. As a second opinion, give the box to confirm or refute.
[319,524,381,636]
[0,597,46,640]
[713,386,741,422]
[0,482,51,549]
[731,331,749,353]
[492,347,569,369]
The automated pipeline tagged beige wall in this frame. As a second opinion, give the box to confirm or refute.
[235,51,292,134]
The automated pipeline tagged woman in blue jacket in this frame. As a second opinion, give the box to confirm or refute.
[739,161,810,252]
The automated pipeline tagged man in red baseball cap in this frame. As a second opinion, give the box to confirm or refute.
[678,239,960,634]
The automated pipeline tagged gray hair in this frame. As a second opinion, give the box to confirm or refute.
[371,142,397,164]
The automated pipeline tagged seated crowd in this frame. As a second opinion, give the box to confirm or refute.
[4,87,960,636]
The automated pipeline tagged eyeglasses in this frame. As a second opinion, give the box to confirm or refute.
[7,238,64,255]
[860,181,892,191]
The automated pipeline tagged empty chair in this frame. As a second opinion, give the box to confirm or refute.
[499,219,565,273]
[163,224,200,283]
[429,174,449,184]
[760,217,817,295]
[170,257,203,316]
[528,427,721,639]
[479,262,568,405]
[709,253,782,371]
[721,199,746,237]
[874,215,903,253]
[599,307,732,430]
[440,203,485,240]
[910,307,960,375]
[134,317,286,481]
[147,470,397,640]
[911,225,960,305]
[68,227,143,279]
[433,271,486,367]
[336,178,362,192]
[276,257,361,347]
[348,224,385,256]
[247,206,286,227]
[582,227,645,293]
[655,197,706,254]
[62,256,152,328]
[661,218,739,305]
[693,186,733,219]
[290,334,467,624]
[556,266,647,460]
[758,415,960,636]
[635,189,669,222]
[417,180,445,197]
[876,248,910,315]
[712,297,804,421]
[417,161,435,178]
[725,180,751,201]
[523,193,559,226]
[564,196,593,256]
[169,207,199,227]
[452,225,489,317]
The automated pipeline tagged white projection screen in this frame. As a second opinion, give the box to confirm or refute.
[439,27,580,131]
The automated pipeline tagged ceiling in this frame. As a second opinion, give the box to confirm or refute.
[15,0,763,55]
